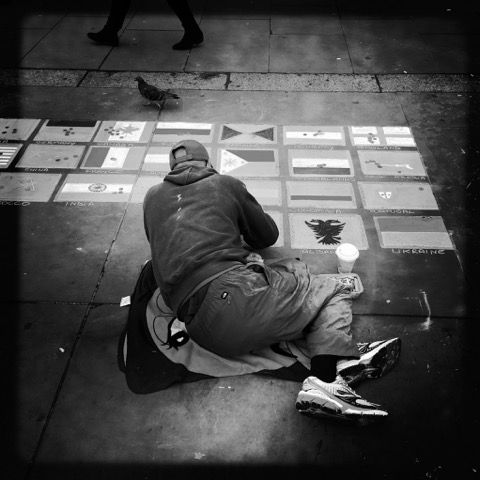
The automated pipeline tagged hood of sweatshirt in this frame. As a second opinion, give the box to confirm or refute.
[164,162,217,186]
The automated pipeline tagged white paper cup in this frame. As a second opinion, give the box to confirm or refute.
[335,243,359,273]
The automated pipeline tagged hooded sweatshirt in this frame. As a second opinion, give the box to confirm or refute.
[143,162,279,314]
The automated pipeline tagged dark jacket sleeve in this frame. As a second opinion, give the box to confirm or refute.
[235,180,279,249]
[142,187,153,242]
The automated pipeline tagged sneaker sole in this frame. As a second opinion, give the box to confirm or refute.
[296,400,387,423]
[296,391,388,422]
[341,338,401,386]
[296,400,354,422]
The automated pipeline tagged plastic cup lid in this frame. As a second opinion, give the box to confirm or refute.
[335,243,359,260]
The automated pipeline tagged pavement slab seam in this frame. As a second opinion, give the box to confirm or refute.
[19,29,55,62]
[24,198,133,472]
[2,69,480,93]
[338,12,354,73]
[75,70,90,88]
[224,72,232,90]
[24,301,92,477]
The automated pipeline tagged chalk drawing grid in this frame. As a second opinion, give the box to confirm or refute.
[0,119,454,253]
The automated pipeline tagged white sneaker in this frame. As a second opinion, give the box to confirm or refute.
[337,338,401,386]
[296,376,388,421]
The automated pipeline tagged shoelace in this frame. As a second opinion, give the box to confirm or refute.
[305,377,383,409]
[333,378,361,399]
[313,377,360,400]
[335,382,382,408]
[356,342,369,354]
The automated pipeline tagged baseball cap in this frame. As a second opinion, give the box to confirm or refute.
[169,139,209,170]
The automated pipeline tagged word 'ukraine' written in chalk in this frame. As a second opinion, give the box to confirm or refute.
[392,249,446,255]
[64,201,95,207]
[372,209,415,214]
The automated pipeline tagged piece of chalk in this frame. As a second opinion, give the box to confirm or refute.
[120,296,131,307]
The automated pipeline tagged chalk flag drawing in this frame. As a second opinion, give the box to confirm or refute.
[305,218,346,245]
[358,150,426,177]
[0,172,61,201]
[288,149,353,177]
[18,144,85,169]
[95,121,154,143]
[82,146,145,170]
[142,146,171,172]
[358,182,439,210]
[374,216,454,249]
[218,149,278,176]
[243,180,282,206]
[0,144,22,169]
[35,120,100,142]
[219,124,276,144]
[287,181,356,209]
[283,126,346,146]
[54,174,136,202]
[152,122,214,143]
[349,126,415,148]
[289,213,369,250]
[0,119,40,141]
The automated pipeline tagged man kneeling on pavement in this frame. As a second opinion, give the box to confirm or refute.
[143,139,401,421]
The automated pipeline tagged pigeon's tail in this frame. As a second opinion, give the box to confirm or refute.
[167,92,180,99]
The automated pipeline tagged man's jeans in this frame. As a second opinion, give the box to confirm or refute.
[185,258,360,359]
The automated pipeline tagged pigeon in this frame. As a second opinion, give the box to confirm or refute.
[134,76,180,109]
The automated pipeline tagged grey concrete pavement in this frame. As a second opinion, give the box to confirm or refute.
[2,1,480,479]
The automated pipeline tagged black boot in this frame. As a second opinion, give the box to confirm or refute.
[87,28,119,47]
[172,28,204,50]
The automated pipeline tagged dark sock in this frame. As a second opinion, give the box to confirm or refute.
[310,355,342,383]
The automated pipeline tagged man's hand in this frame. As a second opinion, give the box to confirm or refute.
[245,252,264,263]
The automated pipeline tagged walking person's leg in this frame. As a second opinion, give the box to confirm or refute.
[166,0,204,50]
[87,0,131,46]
